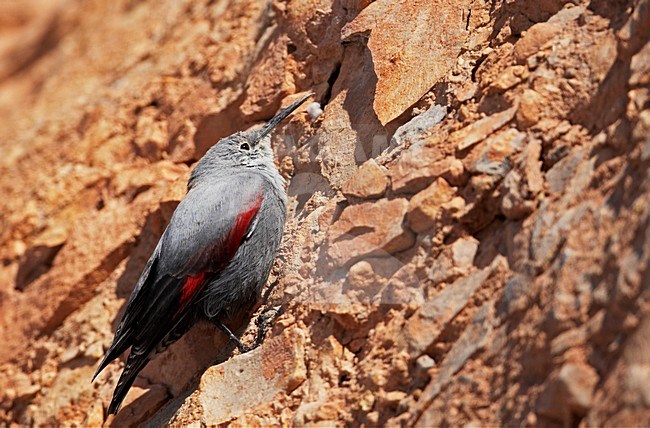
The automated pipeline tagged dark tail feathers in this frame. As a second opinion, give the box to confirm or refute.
[107,352,150,414]
[92,334,129,382]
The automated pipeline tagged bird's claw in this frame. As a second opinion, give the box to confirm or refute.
[219,305,283,354]
[236,343,253,354]
[249,305,283,350]
[257,305,282,327]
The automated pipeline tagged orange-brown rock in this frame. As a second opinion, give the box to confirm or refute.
[536,363,599,424]
[343,0,470,124]
[462,128,526,176]
[490,65,528,91]
[513,5,585,64]
[517,89,547,128]
[192,328,306,426]
[407,178,456,233]
[239,34,295,121]
[341,159,389,199]
[501,138,543,219]
[109,384,169,427]
[134,107,169,161]
[84,399,104,427]
[453,104,519,151]
[0,0,649,426]
[450,237,479,268]
[328,198,414,265]
[391,146,464,194]
[514,22,563,64]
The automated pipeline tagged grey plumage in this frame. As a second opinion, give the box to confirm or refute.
[94,94,310,414]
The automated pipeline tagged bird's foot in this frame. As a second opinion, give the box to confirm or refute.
[261,278,280,306]
[218,322,253,353]
[218,305,283,354]
[250,305,283,348]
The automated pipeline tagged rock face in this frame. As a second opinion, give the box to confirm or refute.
[0,0,649,426]
[341,159,388,199]
[166,328,307,426]
[328,197,414,266]
[342,0,470,125]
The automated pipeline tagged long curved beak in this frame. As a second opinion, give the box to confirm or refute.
[258,93,312,139]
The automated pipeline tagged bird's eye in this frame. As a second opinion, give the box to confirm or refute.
[240,142,250,151]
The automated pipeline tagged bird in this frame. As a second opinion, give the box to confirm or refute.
[93,93,311,414]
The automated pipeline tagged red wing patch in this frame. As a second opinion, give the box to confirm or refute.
[176,193,263,313]
[225,193,264,259]
[179,272,206,309]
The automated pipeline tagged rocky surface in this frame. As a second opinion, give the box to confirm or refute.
[0,0,648,426]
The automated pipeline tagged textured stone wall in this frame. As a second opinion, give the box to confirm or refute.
[0,0,648,426]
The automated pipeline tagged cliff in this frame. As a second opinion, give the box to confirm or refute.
[0,0,648,426]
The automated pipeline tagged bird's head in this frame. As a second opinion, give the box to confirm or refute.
[209,93,311,166]
[190,93,311,187]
